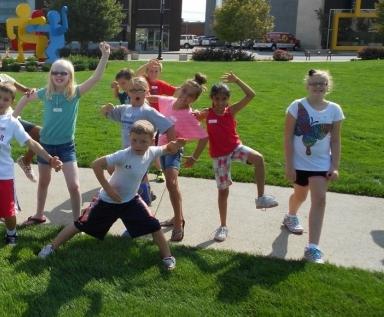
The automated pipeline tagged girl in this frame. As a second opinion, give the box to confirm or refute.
[284,69,344,263]
[147,73,209,241]
[195,72,278,242]
[13,42,110,225]
[0,83,62,245]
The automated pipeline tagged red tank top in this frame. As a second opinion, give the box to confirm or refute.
[206,107,241,157]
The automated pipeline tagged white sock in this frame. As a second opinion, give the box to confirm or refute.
[287,213,297,218]
[307,243,319,250]
[6,228,16,236]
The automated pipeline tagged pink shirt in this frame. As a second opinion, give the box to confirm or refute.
[158,96,208,145]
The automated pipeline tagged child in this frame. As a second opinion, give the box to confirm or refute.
[195,72,278,242]
[0,83,62,245]
[284,69,344,263]
[135,59,178,182]
[111,68,134,104]
[13,42,111,225]
[0,73,40,182]
[38,120,185,270]
[147,73,209,241]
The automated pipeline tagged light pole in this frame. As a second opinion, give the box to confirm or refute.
[157,0,165,60]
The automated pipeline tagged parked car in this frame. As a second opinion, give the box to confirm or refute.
[253,32,300,51]
[180,34,199,49]
[225,39,254,49]
[201,36,224,47]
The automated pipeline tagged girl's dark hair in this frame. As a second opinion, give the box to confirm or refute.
[181,73,207,100]
[194,73,207,86]
[210,83,230,98]
[308,69,316,76]
[115,68,134,81]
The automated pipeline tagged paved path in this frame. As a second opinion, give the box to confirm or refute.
[13,164,384,272]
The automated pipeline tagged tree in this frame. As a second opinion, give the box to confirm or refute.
[47,0,124,50]
[213,0,274,45]
[376,0,384,36]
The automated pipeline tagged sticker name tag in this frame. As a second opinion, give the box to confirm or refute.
[208,119,217,124]
[53,108,63,112]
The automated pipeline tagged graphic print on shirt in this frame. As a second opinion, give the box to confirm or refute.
[294,103,332,156]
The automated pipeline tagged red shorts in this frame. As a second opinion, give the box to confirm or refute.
[0,179,16,218]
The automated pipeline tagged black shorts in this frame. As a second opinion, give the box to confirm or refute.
[295,170,327,186]
[18,118,36,133]
[74,195,160,240]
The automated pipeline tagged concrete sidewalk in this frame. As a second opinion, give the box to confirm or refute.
[13,164,384,272]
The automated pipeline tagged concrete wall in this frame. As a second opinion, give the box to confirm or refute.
[295,0,324,48]
[270,0,299,34]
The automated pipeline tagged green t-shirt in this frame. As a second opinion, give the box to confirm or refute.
[37,87,81,145]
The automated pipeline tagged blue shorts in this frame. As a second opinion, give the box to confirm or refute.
[37,141,77,164]
[160,148,183,170]
[19,118,36,133]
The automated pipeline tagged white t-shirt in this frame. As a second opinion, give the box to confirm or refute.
[287,98,345,171]
[0,114,30,180]
[99,146,164,203]
[0,73,16,84]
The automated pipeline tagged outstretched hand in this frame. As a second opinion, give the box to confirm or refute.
[221,72,239,84]
[99,42,111,57]
[50,156,63,172]
[167,138,186,154]
[100,103,114,117]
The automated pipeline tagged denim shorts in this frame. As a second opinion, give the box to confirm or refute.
[160,148,183,170]
[37,141,77,164]
[19,118,36,133]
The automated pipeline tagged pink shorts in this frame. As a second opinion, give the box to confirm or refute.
[212,145,253,190]
[0,179,16,218]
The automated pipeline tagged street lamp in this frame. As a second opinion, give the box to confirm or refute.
[157,0,165,60]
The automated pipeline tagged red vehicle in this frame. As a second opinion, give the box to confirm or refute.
[253,32,300,51]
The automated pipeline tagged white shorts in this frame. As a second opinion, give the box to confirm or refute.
[212,144,253,190]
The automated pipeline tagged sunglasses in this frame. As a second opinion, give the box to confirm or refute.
[51,71,69,76]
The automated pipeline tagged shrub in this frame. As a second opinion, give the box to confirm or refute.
[1,57,16,71]
[26,65,38,72]
[9,62,21,72]
[41,63,51,72]
[357,46,384,60]
[59,47,71,58]
[109,47,129,60]
[192,48,254,61]
[88,59,98,70]
[272,49,293,61]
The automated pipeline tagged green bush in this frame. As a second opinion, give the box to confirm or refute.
[25,65,38,72]
[192,48,254,61]
[357,46,384,60]
[272,49,293,61]
[88,59,99,70]
[9,62,21,72]
[41,63,51,72]
[109,47,129,60]
[1,57,16,71]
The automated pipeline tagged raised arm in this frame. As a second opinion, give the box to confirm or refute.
[12,91,38,117]
[224,72,255,116]
[78,42,110,95]
[135,59,161,77]
[284,112,296,183]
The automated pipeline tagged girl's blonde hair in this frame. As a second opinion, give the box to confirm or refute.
[46,59,76,99]
[305,69,333,92]
[132,76,149,91]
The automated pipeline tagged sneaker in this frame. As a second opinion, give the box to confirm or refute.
[283,215,304,234]
[162,256,176,270]
[304,247,324,264]
[38,244,55,258]
[214,226,228,242]
[155,171,165,183]
[255,195,278,209]
[17,155,37,182]
[5,233,17,245]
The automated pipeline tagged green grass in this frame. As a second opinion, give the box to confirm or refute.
[0,225,383,317]
[8,60,384,197]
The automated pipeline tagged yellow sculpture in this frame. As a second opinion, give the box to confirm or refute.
[6,3,48,62]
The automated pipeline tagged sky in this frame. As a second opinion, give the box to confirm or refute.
[182,0,206,22]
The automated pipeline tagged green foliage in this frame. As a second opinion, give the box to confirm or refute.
[9,62,21,72]
[109,47,129,60]
[49,0,124,50]
[1,57,16,71]
[192,48,254,61]
[375,0,384,35]
[273,49,293,61]
[214,0,274,42]
[41,63,51,72]
[358,46,384,59]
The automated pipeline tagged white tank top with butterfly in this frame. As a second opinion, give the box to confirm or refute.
[287,98,345,171]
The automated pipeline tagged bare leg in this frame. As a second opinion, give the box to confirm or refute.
[218,188,229,227]
[51,223,81,250]
[164,168,183,230]
[35,163,52,219]
[62,162,81,220]
[4,216,16,230]
[246,150,265,197]
[152,229,171,258]
[288,184,309,216]
[308,177,328,245]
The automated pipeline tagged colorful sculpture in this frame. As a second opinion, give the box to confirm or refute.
[6,3,47,62]
[27,6,68,63]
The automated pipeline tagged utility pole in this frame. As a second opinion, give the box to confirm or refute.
[157,0,165,60]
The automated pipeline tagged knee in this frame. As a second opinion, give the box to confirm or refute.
[250,153,264,167]
[68,183,80,195]
[312,194,326,208]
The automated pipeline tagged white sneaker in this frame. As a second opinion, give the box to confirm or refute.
[283,215,304,234]
[214,226,228,242]
[255,195,278,209]
[38,244,54,258]
[162,256,176,270]
[17,155,37,182]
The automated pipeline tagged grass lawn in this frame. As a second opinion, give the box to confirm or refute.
[8,60,384,197]
[0,226,383,317]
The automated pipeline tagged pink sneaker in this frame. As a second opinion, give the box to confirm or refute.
[17,155,37,182]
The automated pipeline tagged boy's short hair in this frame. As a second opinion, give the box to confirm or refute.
[131,76,149,91]
[130,120,155,138]
[0,82,16,100]
[115,68,134,81]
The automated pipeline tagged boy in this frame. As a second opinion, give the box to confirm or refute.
[111,68,134,104]
[0,83,62,245]
[38,120,184,270]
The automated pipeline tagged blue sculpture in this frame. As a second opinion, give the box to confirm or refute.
[27,6,68,63]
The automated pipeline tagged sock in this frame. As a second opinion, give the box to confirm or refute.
[287,213,297,218]
[307,243,319,250]
[6,228,16,236]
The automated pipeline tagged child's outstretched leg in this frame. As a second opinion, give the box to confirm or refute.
[17,126,41,182]
[304,176,328,263]
[152,229,176,270]
[38,223,81,258]
[62,162,81,220]
[282,184,307,234]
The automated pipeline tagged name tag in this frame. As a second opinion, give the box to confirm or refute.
[53,108,62,112]
[208,119,217,124]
